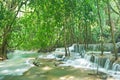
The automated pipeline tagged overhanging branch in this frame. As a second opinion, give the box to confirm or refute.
[7,0,29,32]
[110,4,120,16]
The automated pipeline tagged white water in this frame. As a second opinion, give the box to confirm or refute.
[0,50,36,79]
[44,45,120,80]
[42,47,120,80]
[58,53,120,80]
[104,58,110,70]
[0,49,120,80]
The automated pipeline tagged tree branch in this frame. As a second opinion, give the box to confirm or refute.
[113,0,120,11]
[8,0,29,32]
[110,4,120,16]
[19,10,33,13]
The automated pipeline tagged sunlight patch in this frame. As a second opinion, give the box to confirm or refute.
[59,75,75,80]
[42,66,52,71]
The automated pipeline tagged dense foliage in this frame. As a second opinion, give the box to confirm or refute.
[0,0,120,59]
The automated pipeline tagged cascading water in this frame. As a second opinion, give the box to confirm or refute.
[112,63,120,71]
[104,58,110,70]
[59,44,120,79]
[94,56,99,64]
[0,45,120,80]
[57,48,120,80]
[84,54,92,61]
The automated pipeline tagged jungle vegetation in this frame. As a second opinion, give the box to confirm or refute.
[0,0,120,60]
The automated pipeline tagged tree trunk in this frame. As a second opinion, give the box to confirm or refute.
[107,0,118,60]
[64,26,68,57]
[96,0,104,55]
[0,27,9,60]
[83,24,87,50]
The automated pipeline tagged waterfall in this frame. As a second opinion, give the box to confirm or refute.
[104,59,110,70]
[56,46,120,79]
[81,50,86,57]
[112,63,120,71]
[94,56,99,64]
[84,54,92,61]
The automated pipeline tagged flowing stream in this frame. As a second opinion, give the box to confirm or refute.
[0,49,120,80]
[58,51,120,80]
[0,50,37,80]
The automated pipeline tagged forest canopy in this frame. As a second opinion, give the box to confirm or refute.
[0,0,120,59]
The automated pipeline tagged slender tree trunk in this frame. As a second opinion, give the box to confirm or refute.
[0,26,10,60]
[107,0,118,60]
[83,24,87,50]
[83,4,89,50]
[96,0,104,55]
[70,27,74,44]
[64,27,68,56]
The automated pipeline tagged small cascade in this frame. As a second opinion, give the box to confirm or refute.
[112,63,120,71]
[91,44,100,51]
[84,54,92,61]
[104,59,110,70]
[41,46,120,79]
[94,56,99,64]
[80,50,86,57]
[54,45,120,79]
